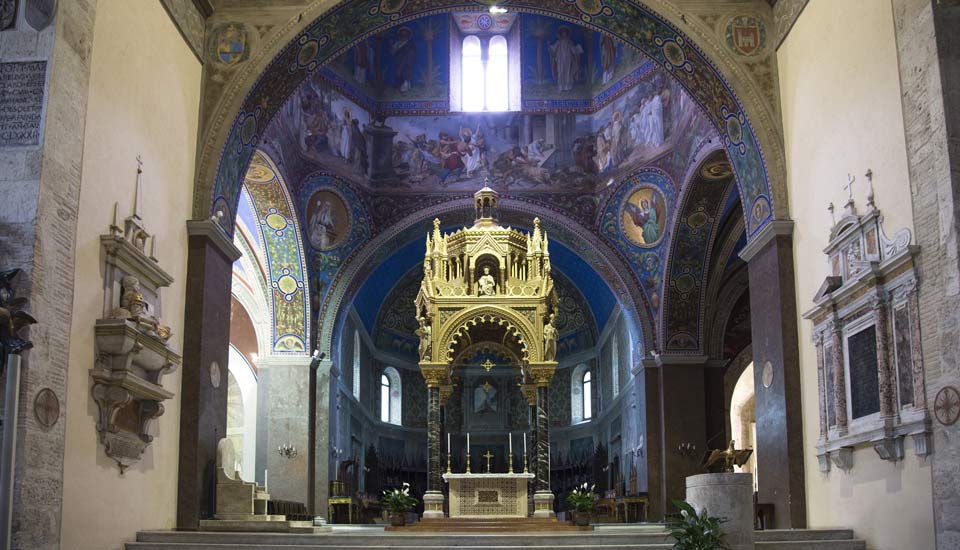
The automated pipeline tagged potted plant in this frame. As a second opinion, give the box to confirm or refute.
[668,500,729,550]
[565,483,596,526]
[381,482,418,527]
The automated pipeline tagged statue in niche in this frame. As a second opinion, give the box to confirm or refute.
[113,275,171,342]
[476,266,497,296]
[543,313,558,361]
[415,315,432,361]
[473,381,498,414]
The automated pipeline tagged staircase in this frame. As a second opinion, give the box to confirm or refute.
[389,517,591,532]
[126,526,867,550]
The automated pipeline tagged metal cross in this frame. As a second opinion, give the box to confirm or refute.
[483,450,494,472]
[482,359,495,372]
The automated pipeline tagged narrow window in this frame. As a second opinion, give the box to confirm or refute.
[461,36,484,112]
[380,374,390,423]
[583,370,593,420]
[485,35,508,111]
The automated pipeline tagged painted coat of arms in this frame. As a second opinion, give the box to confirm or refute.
[725,15,766,57]
[214,23,249,66]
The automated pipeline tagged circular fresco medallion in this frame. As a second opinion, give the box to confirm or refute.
[700,160,733,181]
[934,386,960,426]
[762,361,774,388]
[245,160,276,183]
[210,361,222,389]
[620,185,667,248]
[306,189,351,251]
[34,388,60,429]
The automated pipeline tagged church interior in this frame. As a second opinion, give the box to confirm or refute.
[0,0,958,549]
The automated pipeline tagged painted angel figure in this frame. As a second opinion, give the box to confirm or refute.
[624,193,664,245]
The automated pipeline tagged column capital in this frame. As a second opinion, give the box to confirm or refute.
[738,220,794,262]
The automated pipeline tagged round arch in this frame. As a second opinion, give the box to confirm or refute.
[439,306,537,363]
[323,198,653,363]
[196,0,784,243]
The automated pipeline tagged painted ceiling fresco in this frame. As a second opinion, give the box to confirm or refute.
[223,2,762,359]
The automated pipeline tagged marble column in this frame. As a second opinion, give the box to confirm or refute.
[533,384,555,517]
[177,220,241,529]
[830,323,848,435]
[423,385,444,517]
[814,332,828,440]
[872,295,897,418]
[739,221,806,528]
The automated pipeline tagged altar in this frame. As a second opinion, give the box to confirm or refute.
[443,472,535,518]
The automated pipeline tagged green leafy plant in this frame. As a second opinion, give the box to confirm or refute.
[381,482,418,513]
[669,500,729,550]
[565,482,597,512]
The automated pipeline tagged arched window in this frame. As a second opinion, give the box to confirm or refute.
[457,34,516,112]
[352,331,361,400]
[583,370,593,421]
[571,363,590,424]
[381,366,402,425]
[461,36,484,111]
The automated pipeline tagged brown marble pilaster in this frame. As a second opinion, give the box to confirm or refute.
[739,222,806,528]
[830,323,848,434]
[873,295,896,418]
[177,220,241,529]
[814,332,827,439]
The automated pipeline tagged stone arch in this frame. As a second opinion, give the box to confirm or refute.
[194,0,785,242]
[660,150,737,354]
[324,198,653,364]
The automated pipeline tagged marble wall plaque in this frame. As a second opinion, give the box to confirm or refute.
[848,326,880,419]
[0,61,46,146]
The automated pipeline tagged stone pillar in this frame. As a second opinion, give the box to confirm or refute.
[259,355,311,505]
[686,473,755,550]
[177,220,241,529]
[891,3,960,545]
[814,332,828,440]
[738,221,806,528]
[364,123,398,187]
[533,384,555,517]
[312,358,333,521]
[423,385,444,518]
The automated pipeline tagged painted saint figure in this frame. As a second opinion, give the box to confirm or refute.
[310,199,338,250]
[391,26,417,94]
[477,266,497,296]
[548,26,583,93]
[601,35,617,84]
[624,192,664,245]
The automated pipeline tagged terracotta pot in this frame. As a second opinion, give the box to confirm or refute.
[389,512,406,527]
[573,510,591,526]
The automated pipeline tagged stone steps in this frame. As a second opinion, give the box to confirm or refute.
[126,528,866,550]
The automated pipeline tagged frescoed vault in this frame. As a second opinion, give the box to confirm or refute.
[241,151,310,353]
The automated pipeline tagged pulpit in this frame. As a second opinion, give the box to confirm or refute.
[443,472,535,518]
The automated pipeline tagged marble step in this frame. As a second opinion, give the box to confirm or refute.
[128,530,867,549]
[756,530,856,541]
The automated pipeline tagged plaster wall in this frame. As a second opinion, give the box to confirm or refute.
[59,1,201,548]
[778,1,933,548]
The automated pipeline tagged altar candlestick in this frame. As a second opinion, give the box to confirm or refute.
[467,433,470,453]
[523,433,527,455]
[447,432,451,455]
[509,433,513,455]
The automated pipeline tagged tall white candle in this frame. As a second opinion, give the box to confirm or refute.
[523,433,527,455]
[509,433,513,454]
[467,432,470,453]
[264,469,268,492]
[447,432,451,454]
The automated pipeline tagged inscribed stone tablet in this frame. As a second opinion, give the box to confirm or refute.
[0,61,46,146]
